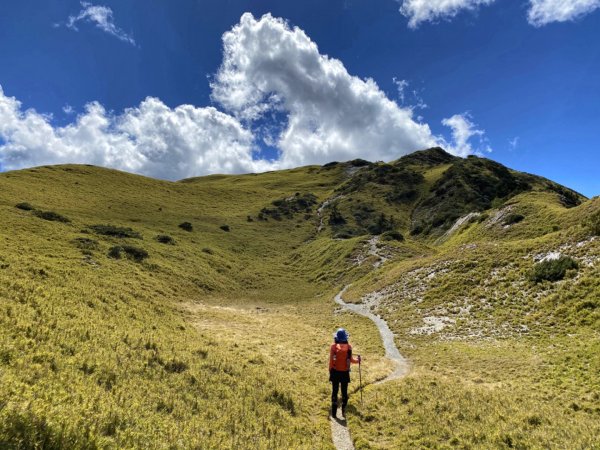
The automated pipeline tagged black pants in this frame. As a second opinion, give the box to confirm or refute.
[331,380,349,406]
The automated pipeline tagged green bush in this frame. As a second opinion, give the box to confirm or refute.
[90,224,141,239]
[410,223,424,235]
[503,213,525,226]
[108,245,149,262]
[179,222,193,232]
[108,246,123,259]
[531,256,578,283]
[15,202,34,211]
[122,246,149,262]
[328,204,346,226]
[258,193,317,221]
[381,230,404,241]
[156,235,175,245]
[367,213,396,235]
[33,210,71,223]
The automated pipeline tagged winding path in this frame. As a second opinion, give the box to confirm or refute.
[330,286,410,450]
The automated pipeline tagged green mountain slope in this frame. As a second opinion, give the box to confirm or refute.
[0,148,598,449]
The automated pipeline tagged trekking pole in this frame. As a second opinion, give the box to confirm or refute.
[359,357,363,405]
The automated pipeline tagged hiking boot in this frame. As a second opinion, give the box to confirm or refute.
[331,403,337,418]
[341,405,347,418]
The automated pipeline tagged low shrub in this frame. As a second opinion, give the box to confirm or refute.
[33,210,71,223]
[122,246,149,262]
[349,158,371,167]
[258,193,318,221]
[381,230,404,241]
[220,225,230,232]
[328,204,346,226]
[385,188,418,204]
[503,213,524,226]
[179,222,193,232]
[90,224,141,239]
[15,202,34,211]
[547,183,582,208]
[156,235,175,245]
[410,223,424,235]
[531,256,578,283]
[108,245,149,262]
[367,213,396,235]
[108,246,123,259]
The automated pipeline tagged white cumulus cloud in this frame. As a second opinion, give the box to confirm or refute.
[211,13,439,168]
[64,1,135,45]
[0,86,272,180]
[1,13,491,180]
[527,0,600,26]
[399,0,496,28]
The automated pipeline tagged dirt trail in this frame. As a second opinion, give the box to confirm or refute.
[329,286,410,449]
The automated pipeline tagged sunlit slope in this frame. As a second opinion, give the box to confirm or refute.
[343,195,600,448]
[0,148,597,449]
[0,164,359,449]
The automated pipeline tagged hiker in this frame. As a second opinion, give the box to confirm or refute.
[329,328,361,419]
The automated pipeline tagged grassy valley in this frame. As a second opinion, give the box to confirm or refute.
[0,149,598,449]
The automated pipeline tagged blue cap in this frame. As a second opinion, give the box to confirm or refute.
[334,328,349,343]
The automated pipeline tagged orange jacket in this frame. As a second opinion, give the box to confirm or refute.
[329,343,359,371]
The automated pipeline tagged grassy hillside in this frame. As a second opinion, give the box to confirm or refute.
[0,149,598,448]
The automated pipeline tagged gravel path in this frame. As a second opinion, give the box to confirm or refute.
[330,286,410,449]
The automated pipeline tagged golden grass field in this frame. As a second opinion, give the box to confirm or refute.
[1,155,598,449]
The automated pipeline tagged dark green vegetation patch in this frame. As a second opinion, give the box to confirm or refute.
[156,234,175,245]
[381,230,404,241]
[14,202,34,211]
[178,222,193,232]
[337,163,424,202]
[531,255,579,283]
[33,210,71,223]
[90,224,142,239]
[411,157,533,236]
[503,213,525,226]
[258,192,317,221]
[108,245,149,262]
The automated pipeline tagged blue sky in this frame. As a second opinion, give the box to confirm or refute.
[0,0,598,196]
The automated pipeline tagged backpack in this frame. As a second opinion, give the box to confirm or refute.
[332,343,352,371]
